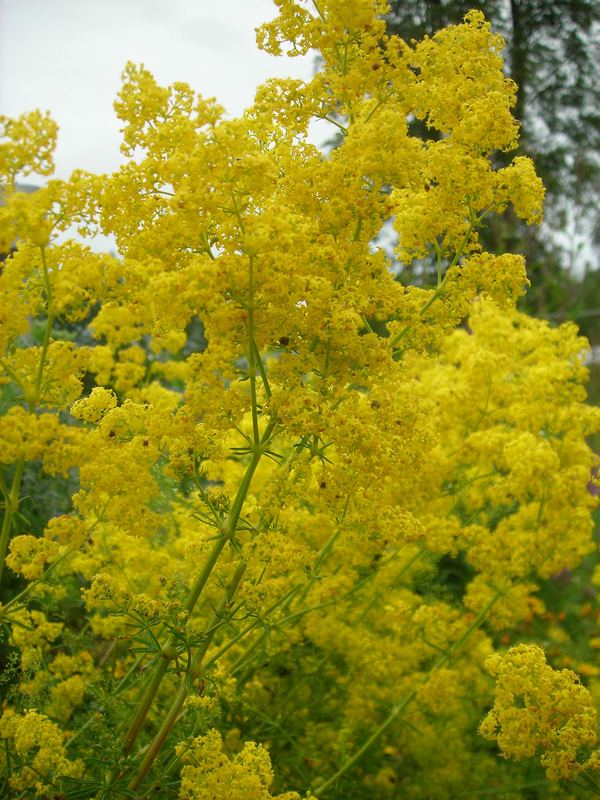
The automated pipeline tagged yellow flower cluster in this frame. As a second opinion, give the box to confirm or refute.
[0,111,57,182]
[177,729,306,799]
[0,406,84,475]
[480,645,598,781]
[0,710,83,796]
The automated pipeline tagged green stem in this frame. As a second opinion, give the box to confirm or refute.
[318,115,348,135]
[122,422,274,754]
[253,340,271,399]
[0,459,25,589]
[123,657,170,755]
[225,423,275,537]
[114,653,146,695]
[32,246,54,405]
[127,561,247,791]
[247,255,260,445]
[136,563,309,768]
[364,92,394,124]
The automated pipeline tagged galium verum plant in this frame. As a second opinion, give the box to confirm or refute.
[1,1,600,798]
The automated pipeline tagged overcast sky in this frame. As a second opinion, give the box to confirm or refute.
[0,0,316,180]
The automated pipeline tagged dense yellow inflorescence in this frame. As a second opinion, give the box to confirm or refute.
[177,730,306,800]
[481,645,599,781]
[0,1,598,798]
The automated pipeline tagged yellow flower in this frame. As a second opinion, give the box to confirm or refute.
[480,644,597,781]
